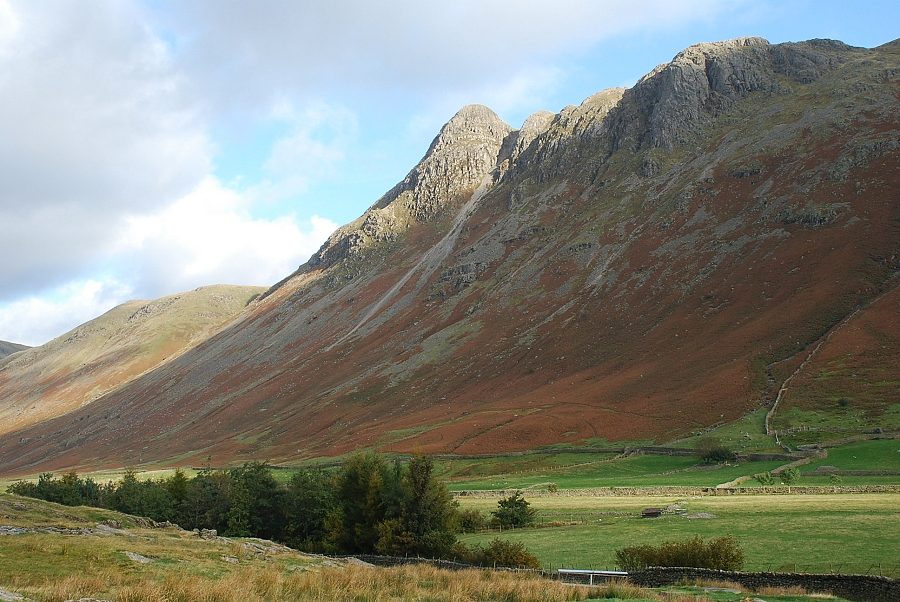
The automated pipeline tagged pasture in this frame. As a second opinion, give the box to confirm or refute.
[457,493,900,576]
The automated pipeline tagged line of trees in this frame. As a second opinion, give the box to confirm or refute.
[7,454,540,568]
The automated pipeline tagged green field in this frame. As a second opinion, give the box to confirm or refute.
[458,493,900,577]
[669,409,782,453]
[443,454,789,490]
[803,439,900,472]
[3,446,895,493]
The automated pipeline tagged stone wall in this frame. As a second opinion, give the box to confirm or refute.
[454,484,900,498]
[344,557,899,602]
[627,567,900,602]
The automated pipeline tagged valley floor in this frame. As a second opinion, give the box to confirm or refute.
[0,492,866,602]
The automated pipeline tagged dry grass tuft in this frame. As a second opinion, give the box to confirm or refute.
[756,584,824,596]
[682,578,745,591]
[39,572,124,602]
[106,564,666,602]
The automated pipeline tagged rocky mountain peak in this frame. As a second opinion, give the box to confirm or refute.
[513,110,555,156]
[606,36,857,152]
[435,104,509,139]
[306,105,512,270]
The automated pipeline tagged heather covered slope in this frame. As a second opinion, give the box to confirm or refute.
[0,38,897,474]
[0,284,264,436]
[0,340,28,358]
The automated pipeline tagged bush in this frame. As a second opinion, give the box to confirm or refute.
[754,471,776,486]
[453,539,541,569]
[491,492,536,529]
[616,536,744,571]
[695,437,736,464]
[457,508,487,533]
[482,538,542,569]
[780,467,800,485]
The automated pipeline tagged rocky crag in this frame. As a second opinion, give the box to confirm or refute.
[0,38,897,474]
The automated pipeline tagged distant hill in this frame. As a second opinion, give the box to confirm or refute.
[0,340,29,359]
[0,37,896,474]
[0,285,264,437]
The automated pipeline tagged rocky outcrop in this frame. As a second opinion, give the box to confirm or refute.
[297,38,865,272]
[606,37,857,151]
[308,105,513,269]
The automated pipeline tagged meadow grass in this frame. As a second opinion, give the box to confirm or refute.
[669,409,781,453]
[2,561,635,602]
[458,493,900,576]
[445,455,787,490]
[802,439,900,472]
[4,436,895,493]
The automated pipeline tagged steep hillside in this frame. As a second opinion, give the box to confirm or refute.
[0,340,28,358]
[770,284,900,447]
[0,38,897,474]
[0,285,264,436]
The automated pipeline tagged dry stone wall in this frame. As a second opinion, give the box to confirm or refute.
[628,567,899,602]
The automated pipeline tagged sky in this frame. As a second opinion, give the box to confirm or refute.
[0,0,896,346]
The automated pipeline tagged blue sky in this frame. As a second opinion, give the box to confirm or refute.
[0,0,896,345]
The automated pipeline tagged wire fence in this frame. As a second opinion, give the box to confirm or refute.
[535,561,900,579]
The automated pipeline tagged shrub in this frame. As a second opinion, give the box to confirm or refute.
[780,467,800,485]
[695,437,736,464]
[482,538,542,569]
[491,492,536,529]
[453,539,541,569]
[754,471,776,486]
[457,508,487,533]
[615,536,744,571]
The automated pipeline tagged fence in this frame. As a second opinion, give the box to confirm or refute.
[332,555,900,599]
[534,559,900,579]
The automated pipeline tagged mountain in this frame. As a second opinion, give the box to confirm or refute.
[0,38,897,474]
[0,285,264,437]
[0,340,29,359]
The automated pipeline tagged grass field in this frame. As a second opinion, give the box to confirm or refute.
[441,454,789,490]
[803,439,900,472]
[669,409,782,453]
[0,493,849,602]
[0,453,786,492]
[458,493,900,577]
[3,435,896,493]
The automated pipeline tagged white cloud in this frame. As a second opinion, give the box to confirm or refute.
[0,0,209,299]
[0,279,133,346]
[116,178,338,295]
[159,0,750,110]
[0,0,19,53]
[0,177,338,345]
